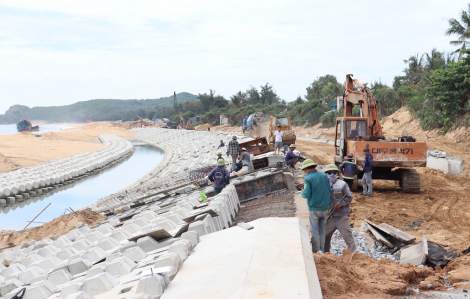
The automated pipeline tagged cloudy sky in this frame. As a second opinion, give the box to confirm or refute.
[0,0,467,113]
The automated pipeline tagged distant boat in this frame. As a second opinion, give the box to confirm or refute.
[17,119,39,132]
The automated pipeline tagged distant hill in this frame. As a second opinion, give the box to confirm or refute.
[0,92,198,124]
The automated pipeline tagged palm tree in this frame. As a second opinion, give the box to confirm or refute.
[445,4,470,59]
[403,53,430,86]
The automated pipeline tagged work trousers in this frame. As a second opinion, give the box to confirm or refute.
[309,210,328,253]
[214,188,223,195]
[344,178,354,190]
[324,215,356,253]
[231,155,238,172]
[362,171,373,195]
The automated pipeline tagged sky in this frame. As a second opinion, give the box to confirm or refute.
[0,0,468,113]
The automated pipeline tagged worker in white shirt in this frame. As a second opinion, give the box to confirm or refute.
[273,126,283,155]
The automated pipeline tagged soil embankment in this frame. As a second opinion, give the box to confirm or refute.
[0,122,136,173]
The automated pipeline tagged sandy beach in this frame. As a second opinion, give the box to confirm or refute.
[0,122,136,173]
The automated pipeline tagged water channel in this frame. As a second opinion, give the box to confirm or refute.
[0,142,164,230]
[0,124,72,135]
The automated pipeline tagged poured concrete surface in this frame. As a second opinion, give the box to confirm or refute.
[161,217,322,299]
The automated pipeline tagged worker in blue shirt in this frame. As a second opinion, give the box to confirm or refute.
[361,147,374,196]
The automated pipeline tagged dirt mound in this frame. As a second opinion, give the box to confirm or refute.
[195,124,213,131]
[315,250,435,298]
[293,123,335,139]
[0,153,21,173]
[0,210,105,251]
[82,121,113,130]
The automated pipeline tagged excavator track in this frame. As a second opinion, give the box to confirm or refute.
[397,169,421,193]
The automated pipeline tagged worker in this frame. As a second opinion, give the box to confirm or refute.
[361,148,374,196]
[238,147,252,170]
[273,125,283,154]
[208,159,230,195]
[216,151,224,162]
[226,135,241,172]
[339,154,360,190]
[301,159,331,253]
[324,164,356,253]
[284,144,299,169]
[217,140,225,149]
[207,127,211,131]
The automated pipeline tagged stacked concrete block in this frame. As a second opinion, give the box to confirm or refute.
[154,252,182,281]
[136,237,160,253]
[83,272,119,295]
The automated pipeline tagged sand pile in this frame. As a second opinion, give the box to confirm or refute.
[0,153,21,173]
[195,124,213,131]
[82,121,113,130]
[0,210,105,252]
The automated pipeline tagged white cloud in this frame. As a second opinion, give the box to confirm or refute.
[0,0,468,113]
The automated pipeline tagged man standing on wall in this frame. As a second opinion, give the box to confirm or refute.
[226,135,241,172]
[301,159,331,253]
[273,126,283,154]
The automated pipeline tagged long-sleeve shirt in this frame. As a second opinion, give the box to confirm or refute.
[240,152,251,165]
[208,166,230,189]
[284,149,297,162]
[301,171,331,211]
[340,161,360,179]
[328,178,353,217]
[226,140,241,156]
[363,154,374,173]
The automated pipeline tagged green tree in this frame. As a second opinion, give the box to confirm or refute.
[246,87,260,105]
[294,96,304,105]
[397,86,414,107]
[321,83,343,102]
[306,75,338,101]
[259,83,279,105]
[446,3,470,59]
[230,91,246,108]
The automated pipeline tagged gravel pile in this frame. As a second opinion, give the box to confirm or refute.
[329,229,399,262]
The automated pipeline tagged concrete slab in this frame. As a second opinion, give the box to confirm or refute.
[400,236,428,266]
[161,218,322,299]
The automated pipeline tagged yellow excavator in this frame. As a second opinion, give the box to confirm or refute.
[334,74,427,193]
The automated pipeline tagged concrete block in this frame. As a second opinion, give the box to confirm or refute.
[168,240,190,262]
[72,240,94,252]
[23,284,52,299]
[18,268,43,284]
[154,252,181,280]
[97,223,114,235]
[180,231,199,249]
[3,250,19,266]
[1,264,25,277]
[84,231,106,243]
[97,237,120,252]
[20,253,43,266]
[188,220,207,237]
[47,269,73,286]
[110,230,131,243]
[82,272,119,295]
[78,226,91,235]
[157,219,177,232]
[37,245,59,258]
[27,265,46,275]
[59,282,84,299]
[39,256,64,271]
[65,291,95,299]
[54,238,72,249]
[108,218,120,226]
[136,236,160,253]
[104,257,136,276]
[66,230,82,242]
[123,246,148,263]
[0,279,23,296]
[141,211,158,222]
[85,265,106,278]
[81,247,106,264]
[105,251,122,263]
[67,258,92,275]
[135,276,163,298]
[29,275,46,285]
[134,217,149,228]
[119,241,137,253]
[57,247,80,260]
[32,241,51,251]
[122,224,141,236]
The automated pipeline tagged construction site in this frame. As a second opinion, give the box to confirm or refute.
[0,79,469,299]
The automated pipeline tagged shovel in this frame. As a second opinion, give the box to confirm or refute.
[327,194,347,221]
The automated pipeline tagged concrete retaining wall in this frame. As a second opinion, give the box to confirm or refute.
[427,150,464,175]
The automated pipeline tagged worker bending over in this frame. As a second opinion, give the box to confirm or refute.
[301,159,331,253]
[340,154,360,190]
[284,144,299,169]
[361,148,374,196]
[324,164,356,253]
[238,147,252,170]
[217,140,225,149]
[226,136,241,172]
[208,159,230,195]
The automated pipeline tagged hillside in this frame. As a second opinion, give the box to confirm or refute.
[0,92,198,124]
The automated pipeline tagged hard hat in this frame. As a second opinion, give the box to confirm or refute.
[241,148,246,151]
[289,144,296,148]
[217,159,225,166]
[301,159,317,170]
[217,151,222,155]
[325,164,339,172]
[232,136,237,139]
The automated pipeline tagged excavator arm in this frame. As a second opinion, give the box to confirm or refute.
[344,74,384,138]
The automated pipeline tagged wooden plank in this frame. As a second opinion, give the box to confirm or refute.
[127,228,172,242]
[400,236,428,266]
[364,222,395,248]
[377,223,416,244]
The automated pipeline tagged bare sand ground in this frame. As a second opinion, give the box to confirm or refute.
[0,122,136,173]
